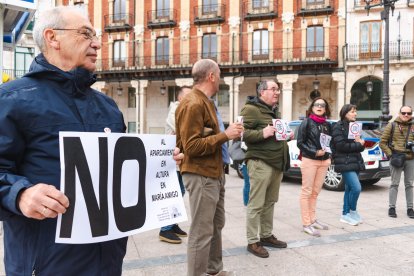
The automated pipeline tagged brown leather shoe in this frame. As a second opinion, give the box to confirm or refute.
[260,235,287,248]
[247,242,269,258]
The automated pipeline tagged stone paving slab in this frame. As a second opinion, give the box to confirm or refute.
[2,170,414,275]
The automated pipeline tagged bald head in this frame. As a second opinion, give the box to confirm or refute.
[192,59,219,85]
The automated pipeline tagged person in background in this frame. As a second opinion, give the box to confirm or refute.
[240,80,289,258]
[297,97,332,237]
[159,86,192,244]
[379,106,414,219]
[176,59,243,276]
[0,6,183,275]
[332,104,365,226]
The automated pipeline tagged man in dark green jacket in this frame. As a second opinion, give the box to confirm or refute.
[240,80,289,258]
[379,106,414,218]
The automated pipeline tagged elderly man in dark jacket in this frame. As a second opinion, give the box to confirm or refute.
[0,6,183,276]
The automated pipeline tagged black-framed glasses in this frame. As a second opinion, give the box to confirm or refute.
[53,27,98,41]
[313,103,326,108]
[401,112,413,116]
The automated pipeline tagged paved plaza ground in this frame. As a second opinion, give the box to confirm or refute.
[2,169,414,275]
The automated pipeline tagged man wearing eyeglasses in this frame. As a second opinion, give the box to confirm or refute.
[380,106,414,219]
[0,6,183,275]
[240,80,290,258]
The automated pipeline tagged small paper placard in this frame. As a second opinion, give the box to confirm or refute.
[272,119,291,141]
[320,133,332,153]
[348,122,362,139]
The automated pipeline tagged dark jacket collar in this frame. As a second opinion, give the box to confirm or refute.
[25,54,96,97]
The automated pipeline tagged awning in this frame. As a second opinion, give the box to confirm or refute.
[1,0,37,50]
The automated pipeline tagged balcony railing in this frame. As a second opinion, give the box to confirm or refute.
[353,0,381,9]
[2,69,29,79]
[147,9,177,29]
[95,46,338,73]
[346,41,414,61]
[103,13,134,32]
[243,0,278,20]
[194,4,226,25]
[297,0,334,16]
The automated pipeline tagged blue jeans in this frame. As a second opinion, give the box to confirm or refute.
[242,162,250,206]
[161,171,186,231]
[342,171,361,215]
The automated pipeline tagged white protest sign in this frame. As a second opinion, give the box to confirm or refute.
[348,122,362,139]
[56,132,187,244]
[273,119,291,140]
[237,116,244,141]
[320,133,332,153]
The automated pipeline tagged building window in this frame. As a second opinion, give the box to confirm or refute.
[128,122,137,133]
[113,40,126,67]
[215,84,230,107]
[253,0,269,9]
[128,87,136,108]
[253,29,269,59]
[15,47,34,78]
[203,0,218,15]
[157,0,170,19]
[202,33,217,60]
[113,0,126,22]
[306,26,324,57]
[360,21,381,59]
[156,37,169,65]
[167,86,180,106]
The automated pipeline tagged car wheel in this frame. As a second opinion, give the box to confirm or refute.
[360,178,381,185]
[232,161,244,179]
[323,164,344,191]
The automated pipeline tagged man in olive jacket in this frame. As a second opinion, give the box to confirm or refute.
[240,80,289,258]
[379,106,414,219]
[176,59,243,276]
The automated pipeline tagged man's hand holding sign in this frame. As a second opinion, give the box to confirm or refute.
[53,132,186,244]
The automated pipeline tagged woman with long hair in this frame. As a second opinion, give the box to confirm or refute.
[297,97,332,237]
[332,104,365,226]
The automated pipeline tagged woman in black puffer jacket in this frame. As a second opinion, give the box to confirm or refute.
[297,97,332,237]
[332,104,365,226]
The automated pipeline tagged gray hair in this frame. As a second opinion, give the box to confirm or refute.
[33,6,87,52]
[192,59,218,84]
[257,80,275,96]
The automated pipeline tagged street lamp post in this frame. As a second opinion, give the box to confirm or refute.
[364,0,398,126]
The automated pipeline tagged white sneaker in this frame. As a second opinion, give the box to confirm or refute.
[350,210,363,224]
[303,225,321,237]
[311,219,329,230]
[340,214,359,226]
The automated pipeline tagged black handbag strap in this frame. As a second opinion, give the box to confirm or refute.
[387,122,395,149]
[388,122,411,151]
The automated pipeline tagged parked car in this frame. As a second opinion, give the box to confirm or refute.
[285,120,390,191]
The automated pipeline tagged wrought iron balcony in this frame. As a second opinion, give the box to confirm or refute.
[95,46,338,74]
[346,41,414,61]
[103,13,134,32]
[243,0,278,20]
[353,0,381,9]
[194,4,225,25]
[297,0,334,16]
[147,9,177,29]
